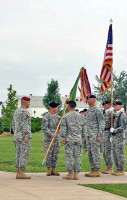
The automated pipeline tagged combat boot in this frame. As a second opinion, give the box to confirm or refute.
[16,167,19,179]
[112,170,125,176]
[47,167,51,176]
[16,168,31,179]
[111,170,118,175]
[63,173,70,179]
[86,171,100,177]
[85,171,93,177]
[101,166,114,174]
[51,167,60,176]
[74,172,79,180]
[63,172,74,180]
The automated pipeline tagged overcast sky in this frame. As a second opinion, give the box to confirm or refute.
[1,0,127,101]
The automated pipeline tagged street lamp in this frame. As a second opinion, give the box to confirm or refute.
[34,110,36,118]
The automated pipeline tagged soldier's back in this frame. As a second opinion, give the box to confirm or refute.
[86,106,104,137]
[63,110,85,143]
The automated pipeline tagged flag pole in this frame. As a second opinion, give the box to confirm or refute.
[110,67,114,127]
[42,72,81,165]
[42,114,64,166]
[42,107,67,166]
[110,18,114,127]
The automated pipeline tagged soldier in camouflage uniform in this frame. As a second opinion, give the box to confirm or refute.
[13,96,32,179]
[60,100,86,180]
[125,110,127,144]
[101,101,114,174]
[110,100,127,176]
[85,95,105,177]
[42,101,60,176]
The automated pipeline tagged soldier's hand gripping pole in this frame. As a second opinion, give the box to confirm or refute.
[42,115,63,166]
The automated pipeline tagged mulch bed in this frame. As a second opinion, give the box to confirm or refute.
[0,132,13,136]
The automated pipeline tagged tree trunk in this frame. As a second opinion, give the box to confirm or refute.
[124,104,126,112]
[10,122,12,134]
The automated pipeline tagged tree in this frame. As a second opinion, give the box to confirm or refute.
[43,79,62,110]
[93,75,111,102]
[113,71,127,111]
[2,84,18,133]
[93,71,127,110]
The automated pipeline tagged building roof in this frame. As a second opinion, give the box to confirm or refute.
[17,95,88,109]
[17,95,44,108]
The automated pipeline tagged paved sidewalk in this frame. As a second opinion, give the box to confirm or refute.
[0,171,127,200]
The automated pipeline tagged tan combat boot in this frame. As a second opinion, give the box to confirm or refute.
[16,167,19,179]
[113,170,125,176]
[63,172,74,180]
[86,171,101,177]
[51,167,60,176]
[63,173,70,179]
[111,170,118,175]
[85,171,93,177]
[16,168,31,179]
[101,166,114,174]
[47,167,51,176]
[74,172,79,180]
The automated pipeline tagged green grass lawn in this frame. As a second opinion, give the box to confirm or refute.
[0,131,127,173]
[82,184,127,199]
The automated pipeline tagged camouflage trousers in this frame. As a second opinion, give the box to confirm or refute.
[125,130,127,144]
[64,142,82,173]
[44,140,60,167]
[86,136,101,171]
[111,136,126,170]
[102,133,113,166]
[15,140,30,169]
[83,139,87,151]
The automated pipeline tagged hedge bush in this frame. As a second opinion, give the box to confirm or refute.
[0,117,42,133]
[31,117,42,133]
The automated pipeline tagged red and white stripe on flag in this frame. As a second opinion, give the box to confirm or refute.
[100,24,113,94]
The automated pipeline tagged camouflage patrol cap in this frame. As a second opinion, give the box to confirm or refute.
[49,101,59,108]
[21,96,30,101]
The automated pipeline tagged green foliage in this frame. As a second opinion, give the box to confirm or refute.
[113,71,127,110]
[94,75,111,101]
[0,116,42,134]
[2,85,18,132]
[43,79,62,110]
[31,117,42,133]
[0,117,13,133]
[0,118,4,133]
[2,118,10,132]
[58,109,64,116]
[93,71,127,110]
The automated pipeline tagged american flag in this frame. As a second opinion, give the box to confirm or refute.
[100,23,113,94]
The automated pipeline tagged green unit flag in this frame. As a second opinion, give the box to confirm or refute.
[68,73,80,101]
